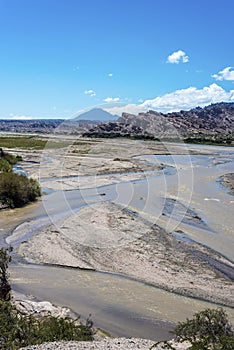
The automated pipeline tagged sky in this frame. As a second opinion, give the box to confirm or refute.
[0,0,234,119]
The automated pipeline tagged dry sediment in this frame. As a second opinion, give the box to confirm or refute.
[18,202,234,308]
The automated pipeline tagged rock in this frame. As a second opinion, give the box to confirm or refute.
[84,102,234,139]
[12,292,72,318]
[19,338,191,350]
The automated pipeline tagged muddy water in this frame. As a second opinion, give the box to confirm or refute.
[10,264,234,341]
[3,143,234,340]
[111,146,234,261]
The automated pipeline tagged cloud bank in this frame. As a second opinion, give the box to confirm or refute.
[105,84,234,116]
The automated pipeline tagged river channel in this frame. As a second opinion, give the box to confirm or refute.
[1,143,234,341]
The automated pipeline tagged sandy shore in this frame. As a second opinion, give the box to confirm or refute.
[18,201,234,307]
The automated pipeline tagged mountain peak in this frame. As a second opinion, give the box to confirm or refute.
[74,108,118,122]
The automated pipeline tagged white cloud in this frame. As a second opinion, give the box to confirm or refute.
[108,73,113,77]
[104,97,120,103]
[141,84,234,112]
[9,114,33,120]
[104,103,143,116]
[212,67,234,81]
[167,50,189,64]
[84,89,96,97]
[105,84,234,115]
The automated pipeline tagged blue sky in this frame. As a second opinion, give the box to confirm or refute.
[0,0,234,119]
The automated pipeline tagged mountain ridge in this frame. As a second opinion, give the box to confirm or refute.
[84,102,234,142]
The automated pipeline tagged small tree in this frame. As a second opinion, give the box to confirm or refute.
[0,247,12,301]
[174,308,234,344]
[152,308,234,350]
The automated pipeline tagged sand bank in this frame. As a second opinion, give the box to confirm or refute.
[18,201,234,307]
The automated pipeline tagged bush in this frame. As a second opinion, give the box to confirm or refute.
[0,149,23,172]
[0,172,41,208]
[0,300,93,349]
[152,308,234,350]
[0,158,12,172]
[1,152,22,165]
[174,308,234,342]
[0,247,12,301]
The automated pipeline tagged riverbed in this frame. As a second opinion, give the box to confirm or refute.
[1,138,234,341]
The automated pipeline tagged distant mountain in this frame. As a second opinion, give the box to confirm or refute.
[84,102,234,142]
[74,108,118,122]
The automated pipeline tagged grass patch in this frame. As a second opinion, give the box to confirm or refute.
[0,136,71,150]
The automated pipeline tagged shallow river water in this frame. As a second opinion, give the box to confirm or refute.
[1,143,234,340]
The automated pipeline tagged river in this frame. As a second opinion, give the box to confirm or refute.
[1,142,234,341]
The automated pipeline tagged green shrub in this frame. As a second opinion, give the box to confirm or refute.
[152,308,234,350]
[174,308,234,347]
[0,300,93,349]
[2,152,20,165]
[0,172,41,208]
[0,247,12,301]
[0,149,23,172]
[0,158,12,172]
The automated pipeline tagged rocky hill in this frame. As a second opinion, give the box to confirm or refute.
[84,103,234,141]
[0,119,101,134]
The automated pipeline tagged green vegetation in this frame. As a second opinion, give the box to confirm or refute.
[183,132,234,146]
[0,301,93,349]
[0,248,93,349]
[0,136,47,149]
[0,136,71,150]
[1,152,23,165]
[83,131,161,141]
[0,149,23,172]
[0,148,41,208]
[0,247,12,301]
[0,158,12,172]
[152,308,234,350]
[83,131,234,146]
[0,172,41,208]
